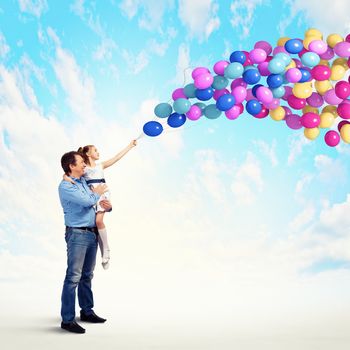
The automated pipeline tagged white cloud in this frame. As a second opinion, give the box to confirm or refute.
[288,204,316,232]
[70,0,85,17]
[253,139,278,167]
[0,31,10,59]
[174,43,191,85]
[18,0,48,18]
[122,49,149,75]
[314,154,346,184]
[178,0,220,40]
[93,37,117,61]
[287,134,309,165]
[230,0,264,39]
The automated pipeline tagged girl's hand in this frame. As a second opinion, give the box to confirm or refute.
[129,139,137,148]
[63,173,75,184]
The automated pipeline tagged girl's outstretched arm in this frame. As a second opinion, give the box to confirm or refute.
[102,140,137,169]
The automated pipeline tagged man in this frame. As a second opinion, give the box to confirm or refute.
[58,151,111,334]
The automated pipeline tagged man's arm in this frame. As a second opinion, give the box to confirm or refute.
[59,182,101,207]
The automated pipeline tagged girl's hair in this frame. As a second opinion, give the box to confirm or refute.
[77,145,94,166]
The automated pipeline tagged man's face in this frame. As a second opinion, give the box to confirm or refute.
[70,155,86,177]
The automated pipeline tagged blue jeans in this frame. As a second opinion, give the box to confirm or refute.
[61,228,98,323]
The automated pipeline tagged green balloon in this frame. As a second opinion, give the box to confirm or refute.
[173,98,191,114]
[184,83,196,98]
[204,104,222,119]
[194,102,206,112]
[154,103,172,118]
[212,75,229,90]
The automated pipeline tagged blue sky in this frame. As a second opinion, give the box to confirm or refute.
[1,0,350,344]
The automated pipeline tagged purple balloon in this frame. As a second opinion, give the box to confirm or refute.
[285,114,303,130]
[172,88,186,100]
[186,105,202,121]
[319,46,334,60]
[334,42,350,57]
[254,40,272,55]
[306,92,324,107]
[257,61,270,76]
[324,88,343,105]
[213,88,229,101]
[231,78,247,89]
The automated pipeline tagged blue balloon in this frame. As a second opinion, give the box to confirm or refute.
[183,83,196,98]
[154,103,172,118]
[224,62,244,79]
[301,52,320,67]
[299,68,311,82]
[143,121,163,137]
[229,51,246,64]
[267,74,283,88]
[284,39,303,54]
[212,75,229,90]
[246,99,262,115]
[167,113,186,128]
[204,104,222,119]
[195,87,214,101]
[216,94,235,111]
[252,84,264,97]
[242,69,261,84]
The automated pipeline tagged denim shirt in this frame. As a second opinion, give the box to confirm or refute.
[58,176,100,227]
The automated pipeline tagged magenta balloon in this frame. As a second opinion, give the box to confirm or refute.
[287,95,306,109]
[213,60,229,75]
[311,65,331,81]
[335,81,350,99]
[298,48,308,58]
[265,98,280,110]
[301,112,320,128]
[346,34,350,43]
[257,61,270,76]
[282,86,293,101]
[319,46,334,60]
[285,68,302,83]
[337,102,350,119]
[306,92,324,107]
[338,120,350,131]
[194,73,214,89]
[324,130,340,147]
[273,46,288,55]
[324,89,343,105]
[285,114,303,130]
[254,40,272,55]
[172,88,186,100]
[186,105,202,121]
[283,106,292,115]
[294,59,303,68]
[225,105,241,120]
[246,88,254,101]
[256,86,273,104]
[192,67,210,79]
[231,78,247,89]
[334,42,350,57]
[213,88,229,100]
[308,40,328,55]
[254,106,269,118]
[249,48,267,64]
[231,86,247,103]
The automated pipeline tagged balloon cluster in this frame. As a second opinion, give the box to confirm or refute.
[143,29,350,147]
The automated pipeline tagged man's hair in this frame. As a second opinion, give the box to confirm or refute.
[61,151,82,175]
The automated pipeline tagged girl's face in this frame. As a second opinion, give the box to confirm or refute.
[87,146,100,160]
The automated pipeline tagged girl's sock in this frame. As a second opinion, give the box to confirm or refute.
[98,228,110,268]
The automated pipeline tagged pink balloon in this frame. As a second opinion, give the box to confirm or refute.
[288,95,306,109]
[192,67,210,79]
[254,40,272,55]
[282,86,293,101]
[249,48,267,64]
[285,68,302,83]
[172,88,186,100]
[213,88,229,100]
[301,112,320,128]
[337,102,350,119]
[231,86,247,104]
[308,40,328,55]
[324,89,343,105]
[334,42,350,57]
[335,81,350,99]
[306,92,324,107]
[319,46,334,60]
[285,114,303,129]
[246,88,254,101]
[311,65,331,81]
[213,60,229,75]
[225,105,241,120]
[325,130,340,147]
[256,86,273,104]
[265,98,280,110]
[194,73,213,89]
[186,105,202,121]
[273,46,288,55]
[231,78,247,89]
[257,61,270,76]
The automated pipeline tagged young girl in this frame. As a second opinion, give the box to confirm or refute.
[65,140,137,269]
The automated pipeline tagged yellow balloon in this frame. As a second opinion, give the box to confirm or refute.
[303,36,320,50]
[340,124,350,143]
[327,33,343,48]
[330,64,346,81]
[305,28,323,39]
[285,60,296,70]
[277,37,290,46]
[292,82,313,98]
[270,106,285,121]
[322,105,338,117]
[303,105,319,114]
[319,59,330,67]
[319,112,335,128]
[315,80,332,95]
[332,58,348,69]
[304,127,320,140]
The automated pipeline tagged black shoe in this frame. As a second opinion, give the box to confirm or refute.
[61,321,86,334]
[80,310,106,323]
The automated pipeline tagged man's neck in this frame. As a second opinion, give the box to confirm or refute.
[69,172,81,179]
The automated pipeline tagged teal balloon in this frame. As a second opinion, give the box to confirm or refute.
[154,103,172,118]
[194,102,206,112]
[173,98,191,114]
[204,104,222,119]
[268,58,286,74]
[243,65,256,71]
[183,83,196,98]
[224,62,244,79]
[301,52,320,67]
[274,52,291,66]
[272,86,285,98]
[212,75,229,90]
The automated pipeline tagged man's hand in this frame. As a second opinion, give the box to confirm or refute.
[100,200,112,211]
[92,184,108,196]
